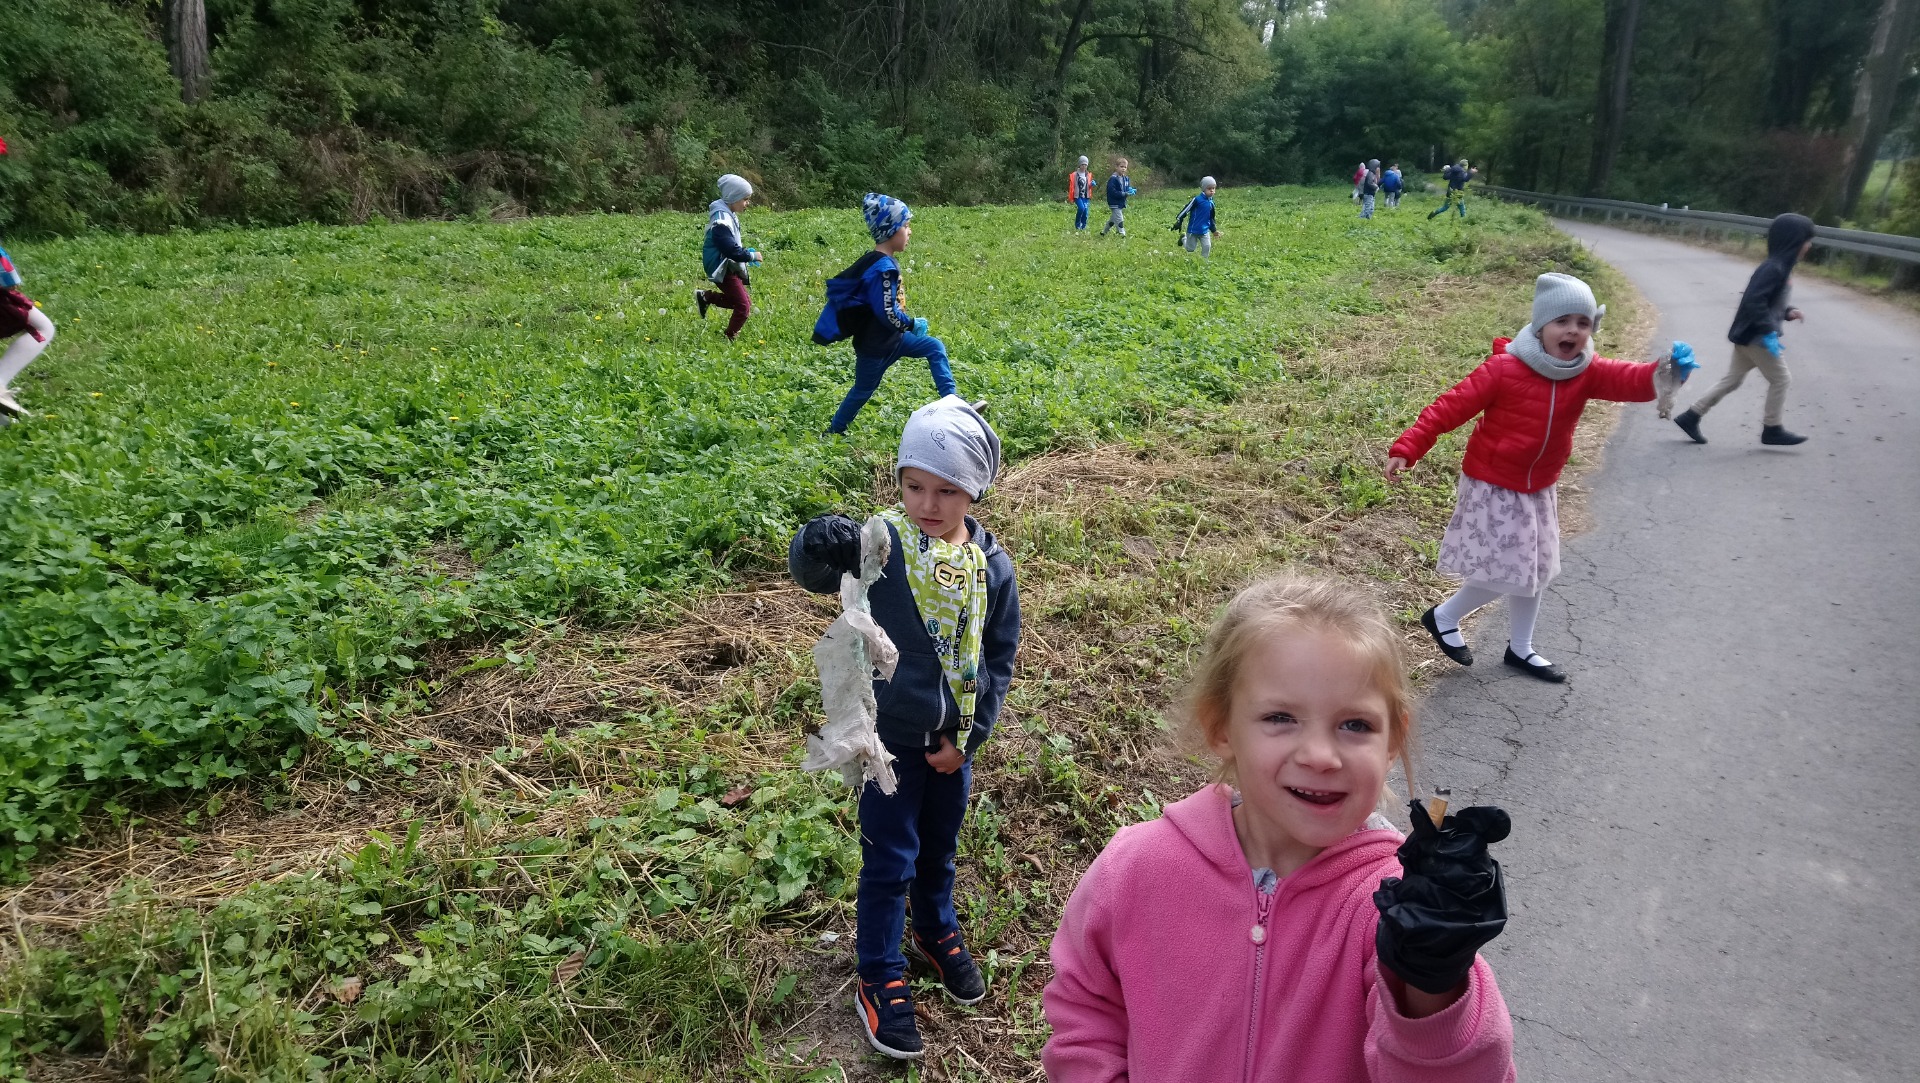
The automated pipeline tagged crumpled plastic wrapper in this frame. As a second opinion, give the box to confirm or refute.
[1653,353,1683,419]
[801,515,900,794]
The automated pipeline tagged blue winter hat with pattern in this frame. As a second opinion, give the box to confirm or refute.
[862,192,912,243]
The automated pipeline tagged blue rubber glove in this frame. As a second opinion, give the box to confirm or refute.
[1669,340,1698,382]
[912,316,929,336]
[1760,331,1783,358]
[747,248,762,265]
[1127,185,1138,196]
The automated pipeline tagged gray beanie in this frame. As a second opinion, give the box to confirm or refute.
[1531,272,1598,329]
[1201,175,1217,189]
[897,396,1002,500]
[717,173,753,204]
[1077,155,1090,167]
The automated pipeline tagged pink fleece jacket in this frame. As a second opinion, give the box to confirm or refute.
[1043,784,1515,1083]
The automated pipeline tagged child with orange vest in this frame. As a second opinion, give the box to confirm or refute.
[1069,156,1096,232]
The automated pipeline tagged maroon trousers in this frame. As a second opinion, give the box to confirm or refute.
[702,275,752,339]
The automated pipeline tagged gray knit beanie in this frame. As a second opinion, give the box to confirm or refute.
[897,396,1002,501]
[1531,273,1598,330]
[717,174,753,204]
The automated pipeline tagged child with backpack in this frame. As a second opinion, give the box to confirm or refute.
[813,194,958,434]
[1428,160,1475,220]
[1044,573,1516,1081]
[1386,273,1694,682]
[789,396,1022,1061]
[0,242,55,419]
[1100,156,1135,237]
[1383,164,1405,209]
[693,173,762,341]
[1172,177,1221,258]
[1069,156,1096,232]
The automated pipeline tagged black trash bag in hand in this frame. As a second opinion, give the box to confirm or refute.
[800,514,864,577]
[1373,800,1510,995]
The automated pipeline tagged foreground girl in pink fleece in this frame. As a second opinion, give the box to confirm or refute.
[1043,575,1516,1082]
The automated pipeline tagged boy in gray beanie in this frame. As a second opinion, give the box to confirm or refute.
[695,173,762,340]
[788,394,1022,1061]
[1070,155,1096,231]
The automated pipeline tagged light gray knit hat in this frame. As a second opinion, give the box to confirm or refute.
[717,174,753,203]
[897,396,1002,500]
[1531,272,1599,330]
[1078,155,1090,167]
[1201,175,1217,189]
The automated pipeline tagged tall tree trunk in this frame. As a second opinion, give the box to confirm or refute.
[1584,0,1642,197]
[167,0,211,104]
[1834,0,1920,219]
[1051,0,1096,167]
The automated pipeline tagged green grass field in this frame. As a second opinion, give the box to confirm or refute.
[0,188,1612,1079]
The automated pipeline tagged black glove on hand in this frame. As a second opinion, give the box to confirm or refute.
[799,514,863,577]
[1373,800,1510,995]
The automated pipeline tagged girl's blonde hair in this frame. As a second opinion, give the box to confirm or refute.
[1181,574,1420,800]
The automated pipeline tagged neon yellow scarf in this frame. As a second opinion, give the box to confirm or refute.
[881,505,988,733]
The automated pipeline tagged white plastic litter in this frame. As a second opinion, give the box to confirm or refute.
[1653,353,1684,419]
[801,515,899,794]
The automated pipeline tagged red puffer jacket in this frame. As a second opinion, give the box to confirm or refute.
[1391,338,1657,493]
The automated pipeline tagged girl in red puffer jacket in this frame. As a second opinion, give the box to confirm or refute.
[1385,272,1689,682]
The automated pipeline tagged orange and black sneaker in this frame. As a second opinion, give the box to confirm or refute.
[909,929,987,1004]
[854,978,924,1060]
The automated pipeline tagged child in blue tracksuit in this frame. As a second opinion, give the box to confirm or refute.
[790,397,1022,1061]
[1069,156,1095,231]
[814,194,959,434]
[1100,157,1134,237]
[1171,177,1220,258]
[1382,164,1404,208]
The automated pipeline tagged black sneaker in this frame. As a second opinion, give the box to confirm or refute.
[694,289,710,319]
[854,979,924,1060]
[1503,646,1566,683]
[1760,424,1807,446]
[1420,607,1473,667]
[1674,409,1706,444]
[909,929,987,1005]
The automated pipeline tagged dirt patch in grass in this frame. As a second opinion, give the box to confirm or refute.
[4,249,1657,1081]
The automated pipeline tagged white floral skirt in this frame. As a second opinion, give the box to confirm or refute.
[1436,475,1560,595]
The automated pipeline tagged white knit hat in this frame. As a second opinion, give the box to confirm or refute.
[1531,273,1598,329]
[717,174,753,203]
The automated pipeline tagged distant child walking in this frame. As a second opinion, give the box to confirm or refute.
[1359,159,1382,219]
[1351,161,1368,201]
[1069,156,1096,232]
[0,242,55,419]
[1386,273,1694,682]
[1383,163,1405,208]
[1044,574,1517,1082]
[813,194,958,434]
[693,173,762,341]
[1428,159,1475,220]
[790,397,1022,1061]
[1673,213,1815,446]
[1101,157,1135,237]
[1172,177,1220,258]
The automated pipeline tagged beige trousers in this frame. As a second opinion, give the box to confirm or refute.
[1690,342,1791,425]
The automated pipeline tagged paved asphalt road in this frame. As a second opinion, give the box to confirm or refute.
[1418,221,1920,1081]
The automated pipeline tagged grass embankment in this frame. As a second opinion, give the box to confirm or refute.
[0,190,1634,1080]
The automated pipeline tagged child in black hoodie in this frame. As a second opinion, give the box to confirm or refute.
[1674,213,1815,445]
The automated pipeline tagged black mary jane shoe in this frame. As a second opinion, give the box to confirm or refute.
[1503,646,1567,683]
[1420,607,1473,666]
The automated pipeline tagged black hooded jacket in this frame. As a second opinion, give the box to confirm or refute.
[1728,213,1815,345]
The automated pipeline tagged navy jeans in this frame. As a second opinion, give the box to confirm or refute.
[855,741,971,984]
[827,331,958,433]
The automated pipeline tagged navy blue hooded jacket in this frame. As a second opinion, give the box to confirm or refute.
[1728,213,1815,346]
[811,250,916,357]
[1106,173,1132,208]
[789,515,1021,756]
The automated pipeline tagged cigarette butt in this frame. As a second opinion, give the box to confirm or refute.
[1425,789,1451,824]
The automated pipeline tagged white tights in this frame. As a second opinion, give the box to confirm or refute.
[0,307,55,389]
[1433,583,1546,660]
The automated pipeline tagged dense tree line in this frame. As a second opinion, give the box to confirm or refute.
[0,0,1912,235]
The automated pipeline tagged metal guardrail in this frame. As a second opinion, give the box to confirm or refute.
[1481,185,1920,265]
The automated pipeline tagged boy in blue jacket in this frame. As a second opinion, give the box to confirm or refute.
[1100,156,1134,237]
[1171,176,1220,257]
[814,194,958,434]
[790,397,1022,1061]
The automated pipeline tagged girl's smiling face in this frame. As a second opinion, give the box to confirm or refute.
[1541,313,1593,361]
[1211,627,1394,875]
